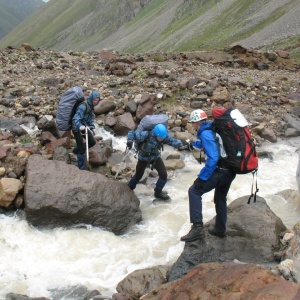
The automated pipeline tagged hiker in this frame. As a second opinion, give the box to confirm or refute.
[180,109,236,242]
[72,90,100,170]
[127,123,188,200]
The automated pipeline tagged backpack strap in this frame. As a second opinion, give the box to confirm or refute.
[135,131,164,158]
[247,169,259,204]
[84,101,90,114]
[69,101,90,130]
[75,100,90,115]
[203,126,222,165]
[134,131,151,158]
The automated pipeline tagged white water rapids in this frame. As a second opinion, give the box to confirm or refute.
[0,128,300,299]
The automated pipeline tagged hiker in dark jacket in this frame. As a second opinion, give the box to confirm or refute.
[72,90,100,170]
[180,109,236,242]
[127,124,187,200]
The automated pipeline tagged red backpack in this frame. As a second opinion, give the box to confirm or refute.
[212,107,258,203]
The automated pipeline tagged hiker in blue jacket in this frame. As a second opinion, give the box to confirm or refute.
[72,90,100,170]
[180,109,236,242]
[127,124,187,200]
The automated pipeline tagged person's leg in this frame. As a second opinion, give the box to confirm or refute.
[73,130,86,170]
[128,160,148,190]
[209,169,236,237]
[181,171,219,242]
[189,172,219,224]
[77,154,86,170]
[180,185,205,242]
[153,157,169,200]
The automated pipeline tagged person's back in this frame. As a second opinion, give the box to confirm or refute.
[130,129,183,162]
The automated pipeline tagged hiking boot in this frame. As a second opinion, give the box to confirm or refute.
[180,225,205,242]
[154,191,170,201]
[208,227,226,238]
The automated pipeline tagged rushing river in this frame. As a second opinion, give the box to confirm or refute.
[0,128,300,299]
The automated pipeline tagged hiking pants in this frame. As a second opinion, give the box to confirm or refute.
[72,130,96,170]
[188,168,236,232]
[128,157,167,191]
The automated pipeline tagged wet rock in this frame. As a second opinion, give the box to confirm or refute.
[117,266,168,299]
[24,155,142,234]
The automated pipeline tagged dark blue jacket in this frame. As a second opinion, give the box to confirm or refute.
[127,130,183,162]
[192,122,219,180]
[72,91,100,131]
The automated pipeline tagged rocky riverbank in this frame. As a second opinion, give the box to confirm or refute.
[1,44,300,208]
[1,44,300,299]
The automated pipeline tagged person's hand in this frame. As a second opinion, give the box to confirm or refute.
[79,126,86,134]
[127,140,133,150]
[194,178,204,190]
[178,145,189,151]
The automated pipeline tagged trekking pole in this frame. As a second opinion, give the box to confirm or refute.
[115,147,130,179]
[85,126,89,162]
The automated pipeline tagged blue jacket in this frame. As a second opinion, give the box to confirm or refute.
[72,91,100,131]
[192,122,219,180]
[127,130,183,162]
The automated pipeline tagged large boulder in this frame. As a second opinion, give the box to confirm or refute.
[168,196,286,281]
[143,262,300,300]
[113,112,136,136]
[206,196,286,262]
[24,155,142,235]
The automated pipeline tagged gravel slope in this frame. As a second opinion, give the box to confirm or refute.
[235,0,300,48]
[95,0,300,52]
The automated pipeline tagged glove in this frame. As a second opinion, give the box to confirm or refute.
[178,145,189,151]
[79,126,86,134]
[194,178,204,190]
[127,140,133,150]
[189,142,194,150]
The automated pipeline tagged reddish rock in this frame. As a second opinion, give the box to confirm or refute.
[45,137,69,154]
[0,146,11,159]
[142,262,300,300]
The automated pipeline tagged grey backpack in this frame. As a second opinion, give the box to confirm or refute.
[56,86,85,131]
[136,114,168,132]
[134,114,169,151]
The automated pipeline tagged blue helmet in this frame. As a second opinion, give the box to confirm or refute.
[153,124,167,139]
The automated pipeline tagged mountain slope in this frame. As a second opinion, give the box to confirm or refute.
[0,0,44,39]
[0,0,299,54]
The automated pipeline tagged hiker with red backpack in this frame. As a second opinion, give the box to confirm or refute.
[127,123,188,200]
[181,108,258,242]
[72,90,100,170]
[181,109,236,242]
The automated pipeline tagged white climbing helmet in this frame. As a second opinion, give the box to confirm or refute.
[189,109,208,122]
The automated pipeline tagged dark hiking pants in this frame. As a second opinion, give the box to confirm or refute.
[128,157,167,191]
[188,168,236,232]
